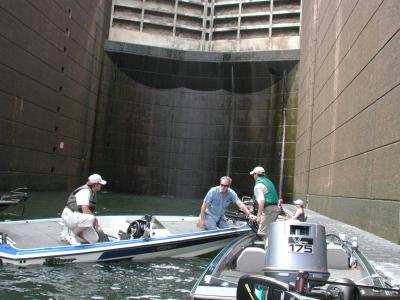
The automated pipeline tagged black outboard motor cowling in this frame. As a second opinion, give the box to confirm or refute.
[126,215,152,239]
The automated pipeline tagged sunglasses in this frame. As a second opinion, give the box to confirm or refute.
[220,184,230,188]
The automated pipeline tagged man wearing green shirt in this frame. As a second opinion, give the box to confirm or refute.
[250,166,280,240]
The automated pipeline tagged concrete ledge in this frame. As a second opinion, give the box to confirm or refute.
[104,40,300,63]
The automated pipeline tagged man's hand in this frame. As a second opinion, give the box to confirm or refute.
[93,217,100,230]
[278,198,284,209]
[247,214,257,224]
[199,218,205,230]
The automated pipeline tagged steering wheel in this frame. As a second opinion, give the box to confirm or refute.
[325,234,343,247]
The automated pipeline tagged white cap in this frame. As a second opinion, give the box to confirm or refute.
[293,199,304,206]
[88,174,107,185]
[249,166,265,175]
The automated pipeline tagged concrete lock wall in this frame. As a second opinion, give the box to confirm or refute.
[0,0,112,191]
[295,0,400,243]
[0,0,299,201]
[92,53,299,199]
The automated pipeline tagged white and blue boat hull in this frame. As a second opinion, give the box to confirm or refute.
[0,215,250,266]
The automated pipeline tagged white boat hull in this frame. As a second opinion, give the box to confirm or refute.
[0,215,250,266]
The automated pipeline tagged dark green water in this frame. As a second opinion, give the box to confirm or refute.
[0,192,211,300]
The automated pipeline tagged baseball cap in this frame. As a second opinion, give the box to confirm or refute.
[88,174,107,185]
[249,166,265,175]
[293,199,304,206]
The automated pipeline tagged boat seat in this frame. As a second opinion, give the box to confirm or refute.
[253,240,265,248]
[327,243,349,269]
[236,247,266,274]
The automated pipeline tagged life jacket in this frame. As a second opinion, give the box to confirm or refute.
[254,176,278,206]
[66,184,96,213]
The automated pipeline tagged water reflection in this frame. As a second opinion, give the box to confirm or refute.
[0,258,210,299]
[0,192,209,299]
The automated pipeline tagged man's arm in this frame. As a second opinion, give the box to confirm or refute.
[199,201,207,229]
[254,185,265,223]
[292,208,302,220]
[80,205,99,228]
[76,190,93,216]
[76,189,98,228]
[80,205,92,215]
[236,201,252,217]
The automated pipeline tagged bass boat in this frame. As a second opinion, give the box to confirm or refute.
[0,214,250,266]
[0,187,28,214]
[191,221,399,300]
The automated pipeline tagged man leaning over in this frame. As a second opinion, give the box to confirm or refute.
[61,174,107,245]
[199,176,255,230]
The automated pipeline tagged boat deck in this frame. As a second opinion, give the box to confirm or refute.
[1,220,68,249]
[0,219,198,249]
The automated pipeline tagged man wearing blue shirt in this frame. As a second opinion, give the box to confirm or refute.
[199,176,254,230]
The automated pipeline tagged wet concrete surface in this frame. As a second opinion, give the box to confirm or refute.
[284,205,400,288]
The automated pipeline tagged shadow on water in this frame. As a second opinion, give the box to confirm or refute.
[0,192,211,299]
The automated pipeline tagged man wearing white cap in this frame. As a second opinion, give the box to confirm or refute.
[250,166,280,240]
[61,174,107,245]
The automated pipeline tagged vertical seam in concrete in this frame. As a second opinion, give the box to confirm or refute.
[108,0,115,38]
[140,0,145,32]
[226,65,235,177]
[201,1,207,51]
[173,0,178,40]
[278,70,288,198]
[209,0,215,51]
[269,0,273,49]
[304,0,319,207]
[237,0,242,52]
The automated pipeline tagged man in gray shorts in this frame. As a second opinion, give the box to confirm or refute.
[199,176,255,230]
[61,174,107,245]
[250,166,280,240]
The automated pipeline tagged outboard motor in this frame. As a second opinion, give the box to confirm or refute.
[264,221,330,288]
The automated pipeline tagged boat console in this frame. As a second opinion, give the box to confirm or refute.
[126,214,153,239]
[124,215,171,239]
